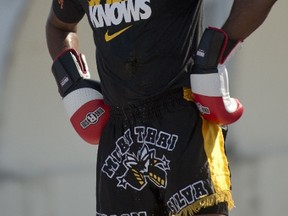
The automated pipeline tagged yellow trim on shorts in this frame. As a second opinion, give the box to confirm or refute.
[173,117,234,216]
[202,117,234,209]
[202,117,232,194]
[183,87,194,102]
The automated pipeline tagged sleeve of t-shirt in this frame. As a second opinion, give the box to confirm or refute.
[52,0,85,23]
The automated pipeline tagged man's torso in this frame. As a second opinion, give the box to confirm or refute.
[53,0,203,106]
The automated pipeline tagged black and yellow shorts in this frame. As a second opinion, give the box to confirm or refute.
[96,88,234,216]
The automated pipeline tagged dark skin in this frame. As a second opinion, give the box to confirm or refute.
[46,0,277,215]
[222,0,277,40]
[46,9,79,59]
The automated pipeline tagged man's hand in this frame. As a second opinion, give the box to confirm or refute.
[190,27,244,125]
[52,49,110,144]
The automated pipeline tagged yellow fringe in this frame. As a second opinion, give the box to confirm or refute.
[172,190,235,216]
[183,87,194,102]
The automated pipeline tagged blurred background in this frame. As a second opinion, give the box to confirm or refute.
[0,0,287,216]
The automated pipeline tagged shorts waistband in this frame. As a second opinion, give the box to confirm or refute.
[109,88,192,123]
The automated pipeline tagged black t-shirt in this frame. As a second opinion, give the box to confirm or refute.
[52,0,203,106]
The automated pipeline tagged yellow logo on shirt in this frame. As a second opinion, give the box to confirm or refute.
[104,25,132,42]
[88,0,121,6]
[88,0,152,41]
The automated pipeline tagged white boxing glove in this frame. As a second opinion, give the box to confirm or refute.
[190,27,244,125]
[52,49,109,145]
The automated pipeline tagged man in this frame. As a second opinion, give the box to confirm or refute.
[46,0,276,215]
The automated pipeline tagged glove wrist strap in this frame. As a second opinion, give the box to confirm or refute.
[52,49,90,97]
[195,27,242,68]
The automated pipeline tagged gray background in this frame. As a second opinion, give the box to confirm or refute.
[0,0,287,215]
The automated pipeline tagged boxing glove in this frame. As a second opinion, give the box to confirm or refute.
[190,27,244,125]
[52,49,109,145]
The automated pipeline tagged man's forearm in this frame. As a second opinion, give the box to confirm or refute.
[46,10,80,60]
[46,24,79,59]
[222,0,277,40]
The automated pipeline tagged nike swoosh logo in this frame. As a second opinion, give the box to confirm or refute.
[104,25,132,42]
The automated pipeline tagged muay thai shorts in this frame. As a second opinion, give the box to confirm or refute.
[96,88,234,216]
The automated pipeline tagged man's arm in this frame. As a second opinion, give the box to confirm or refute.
[46,8,80,59]
[45,7,110,145]
[222,0,277,40]
[190,0,277,125]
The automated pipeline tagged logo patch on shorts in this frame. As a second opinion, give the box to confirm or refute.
[101,126,178,191]
[117,144,170,190]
